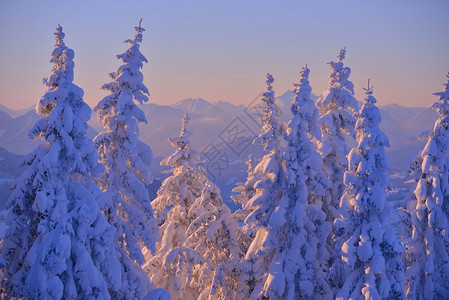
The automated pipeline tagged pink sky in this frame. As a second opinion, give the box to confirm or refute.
[0,0,448,110]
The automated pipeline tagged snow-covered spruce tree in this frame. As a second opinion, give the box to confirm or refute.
[332,81,404,299]
[231,154,260,240]
[145,113,210,300]
[402,73,449,299]
[93,19,159,298]
[146,113,245,299]
[0,25,121,299]
[316,48,358,222]
[261,66,332,299]
[237,73,288,300]
[185,180,246,299]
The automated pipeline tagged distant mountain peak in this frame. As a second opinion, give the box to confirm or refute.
[213,100,232,106]
[276,90,319,107]
[0,104,35,118]
[278,90,295,98]
[382,103,402,108]
[171,98,212,114]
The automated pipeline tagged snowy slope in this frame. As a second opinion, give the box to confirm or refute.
[0,148,26,238]
[0,109,98,155]
[0,110,42,154]
[379,105,436,171]
[0,148,25,209]
[0,104,34,118]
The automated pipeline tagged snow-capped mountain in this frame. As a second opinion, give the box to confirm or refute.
[171,98,212,115]
[0,91,437,174]
[0,104,34,118]
[0,108,98,155]
[0,110,42,153]
[169,97,246,118]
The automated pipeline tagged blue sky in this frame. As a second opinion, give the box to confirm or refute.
[0,0,448,109]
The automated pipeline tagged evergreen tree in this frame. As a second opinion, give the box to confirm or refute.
[402,73,449,299]
[262,65,332,299]
[1,25,121,299]
[231,154,260,240]
[185,180,245,299]
[147,114,245,299]
[333,80,405,299]
[316,48,358,222]
[237,73,288,299]
[144,113,206,300]
[93,19,159,298]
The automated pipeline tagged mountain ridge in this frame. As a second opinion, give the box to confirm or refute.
[0,92,438,173]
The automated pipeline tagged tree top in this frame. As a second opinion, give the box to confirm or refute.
[337,47,346,62]
[134,18,145,43]
[362,79,377,104]
[54,24,65,45]
[266,73,274,88]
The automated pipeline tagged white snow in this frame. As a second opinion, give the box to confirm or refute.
[332,81,405,299]
[400,73,449,299]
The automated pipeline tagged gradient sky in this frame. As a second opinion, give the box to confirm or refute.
[0,0,448,110]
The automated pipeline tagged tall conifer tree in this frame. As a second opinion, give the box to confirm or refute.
[402,73,449,299]
[147,114,244,300]
[93,19,159,298]
[1,25,121,299]
[316,48,358,222]
[238,74,288,299]
[265,65,332,299]
[332,80,404,299]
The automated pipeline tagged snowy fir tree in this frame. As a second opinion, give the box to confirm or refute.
[185,180,245,299]
[0,25,123,299]
[261,65,332,299]
[93,19,159,298]
[237,73,289,299]
[146,113,245,299]
[316,48,358,223]
[401,73,449,299]
[231,154,260,240]
[145,113,210,300]
[331,80,405,299]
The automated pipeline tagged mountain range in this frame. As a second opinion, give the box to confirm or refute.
[0,91,436,167]
[0,91,438,210]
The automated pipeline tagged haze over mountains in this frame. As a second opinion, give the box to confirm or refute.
[0,90,437,210]
[0,90,436,163]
